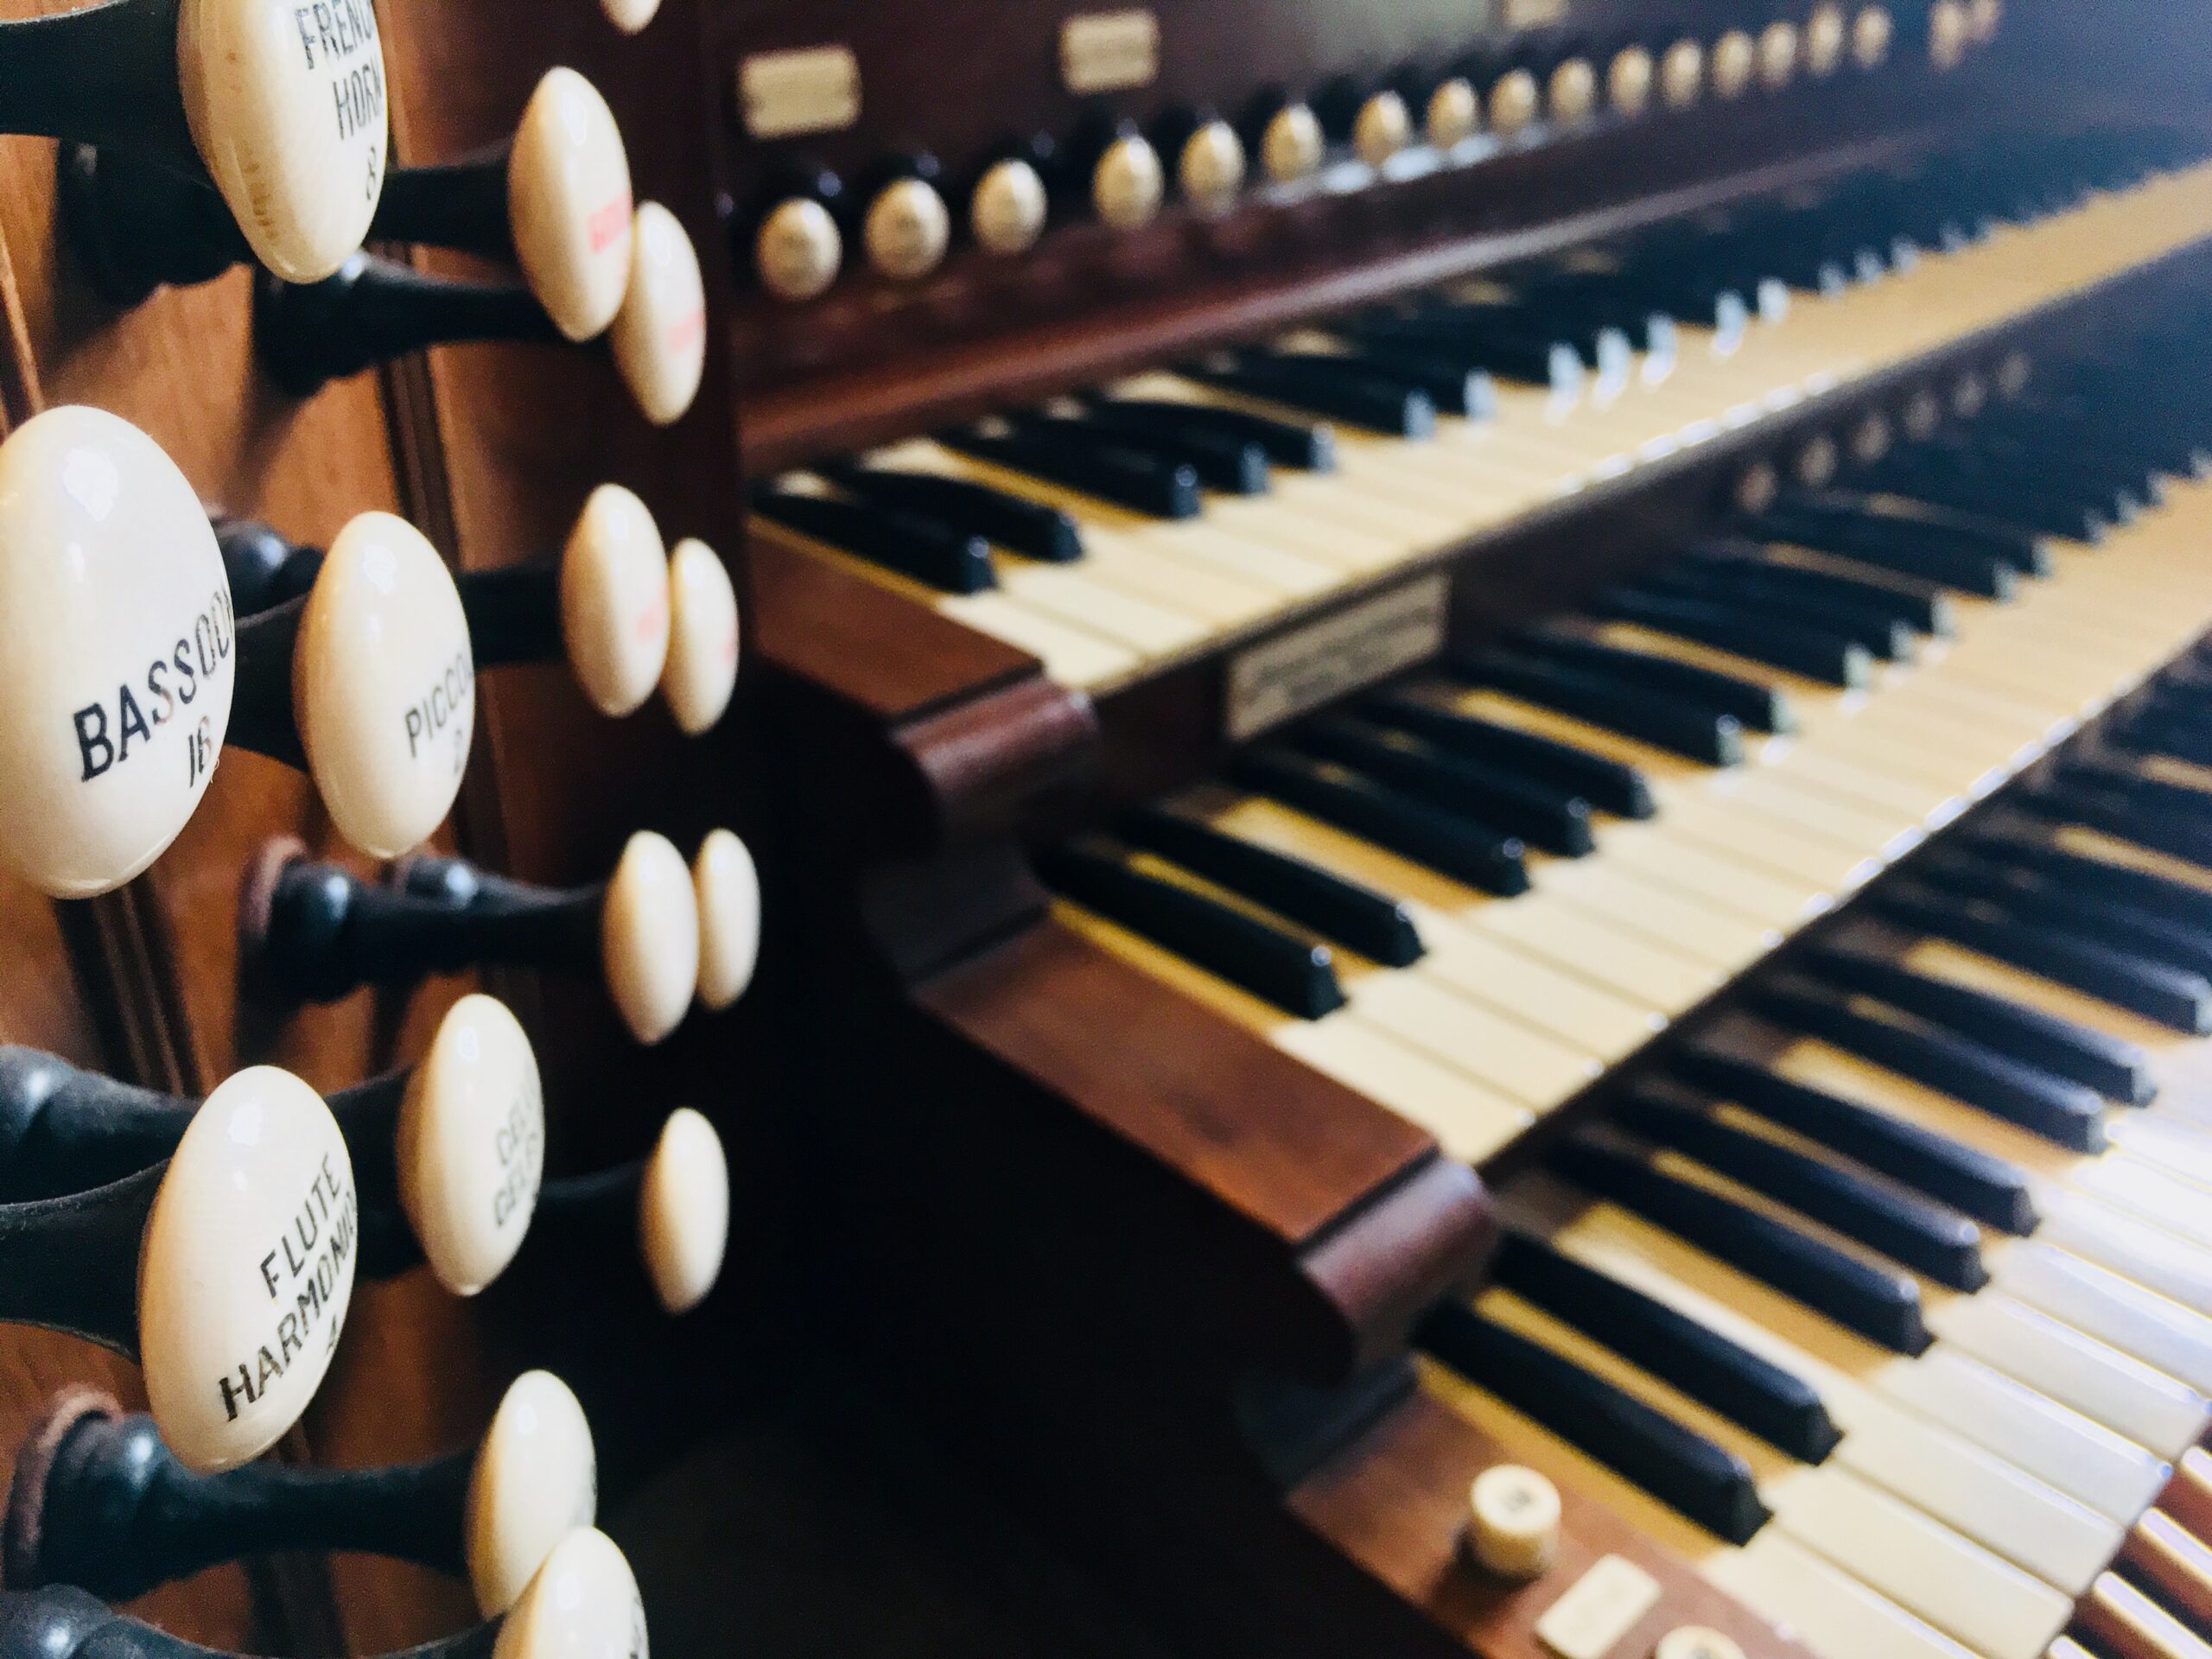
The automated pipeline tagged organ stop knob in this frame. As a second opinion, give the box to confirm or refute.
[1465,1463,1561,1580]
[1421,75,1481,149]
[1086,119,1165,230]
[1247,93,1325,185]
[753,168,846,300]
[861,154,952,281]
[1158,110,1246,215]
[969,146,1052,256]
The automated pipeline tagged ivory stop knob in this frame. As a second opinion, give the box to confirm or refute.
[508,68,635,342]
[660,538,739,737]
[1092,132,1164,229]
[1488,69,1541,135]
[1758,22,1800,87]
[969,158,1048,256]
[0,406,234,899]
[1928,0,1969,67]
[1806,4,1849,74]
[466,1370,598,1616]
[1548,59,1599,124]
[1177,119,1247,215]
[561,485,671,718]
[610,202,707,426]
[639,1107,728,1314]
[693,828,760,1010]
[397,993,545,1297]
[1426,79,1481,149]
[1608,48,1655,117]
[863,176,952,281]
[1661,39,1705,107]
[137,1065,357,1474]
[600,830,701,1046]
[1854,5,1896,66]
[1352,91,1412,168]
[1260,103,1325,183]
[755,196,843,300]
[292,510,474,859]
[1466,1464,1561,1580]
[600,0,658,33]
[493,1527,646,1659]
[177,0,388,282]
[1711,29,1758,98]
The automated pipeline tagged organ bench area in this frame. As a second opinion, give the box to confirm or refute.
[742,3,2212,1659]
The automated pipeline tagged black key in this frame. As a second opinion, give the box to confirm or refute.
[2028,778,2212,873]
[1643,563,1916,664]
[1800,944,2153,1105]
[1508,626,1795,734]
[1618,1091,1987,1291]
[1551,1136,1931,1355]
[1036,836,1344,1018]
[1963,824,2212,931]
[817,462,1084,563]
[2051,763,2212,830]
[1775,489,2054,578]
[1181,354,1435,437]
[1292,716,1597,856]
[1116,806,1423,967]
[1743,504,2018,599]
[1675,539,1955,637]
[1490,1234,1840,1462]
[753,488,995,594]
[1414,1301,1772,1544]
[1446,648,1744,766]
[1343,308,1584,397]
[1869,881,2212,1035]
[1226,749,1530,896]
[1853,462,2115,543]
[2112,711,2212,771]
[1325,341,1497,418]
[1592,588,1872,690]
[1090,397,1337,471]
[1669,1047,2037,1235]
[1922,848,2212,984]
[940,423,1202,518]
[1050,410,1268,495]
[1749,975,2107,1152]
[1364,691,1656,819]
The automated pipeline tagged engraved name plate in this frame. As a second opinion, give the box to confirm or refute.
[1225,575,1447,741]
[1061,10,1160,94]
[739,45,861,139]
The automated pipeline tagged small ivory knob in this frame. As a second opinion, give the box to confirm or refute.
[1548,59,1599,124]
[397,993,544,1298]
[1661,39,1705,106]
[466,1370,598,1617]
[611,202,706,427]
[293,511,474,860]
[1928,0,1969,67]
[1092,132,1164,229]
[639,1108,728,1314]
[694,829,760,1011]
[1607,48,1655,117]
[1968,0,2002,42]
[506,67,634,341]
[137,1066,357,1473]
[1806,5,1849,74]
[561,484,671,719]
[1488,68,1541,134]
[493,1528,645,1659]
[1426,78,1481,149]
[1466,1464,1561,1580]
[660,538,740,736]
[599,830,701,1045]
[1352,91,1412,167]
[755,196,842,300]
[1711,30,1757,98]
[600,0,658,32]
[1177,119,1247,214]
[1795,434,1840,486]
[1260,103,1325,182]
[175,0,388,282]
[0,407,235,899]
[970,158,1048,255]
[1853,4,1895,66]
[863,175,951,281]
[1656,1630,1746,1659]
[1758,22,1800,87]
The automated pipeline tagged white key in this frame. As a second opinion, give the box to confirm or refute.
[2037,1192,2212,1320]
[1992,1241,2212,1395]
[1709,1532,1981,1659]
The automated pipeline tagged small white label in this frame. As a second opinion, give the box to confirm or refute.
[739,45,861,139]
[1225,576,1446,741]
[1503,0,1570,26]
[1535,1554,1662,1659]
[1060,10,1159,93]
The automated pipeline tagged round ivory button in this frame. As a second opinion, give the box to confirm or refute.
[1548,60,1599,124]
[1353,92,1412,168]
[1261,103,1325,183]
[600,830,700,1045]
[493,1528,645,1659]
[1608,48,1655,117]
[1807,5,1849,74]
[293,511,472,860]
[660,538,739,736]
[611,202,706,427]
[694,829,760,1011]
[561,485,671,719]
[507,68,634,343]
[138,1065,356,1474]
[1426,79,1481,149]
[755,196,842,301]
[639,1107,728,1314]
[600,0,658,32]
[466,1370,598,1616]
[1928,0,1969,67]
[1853,5,1896,66]
[1092,134,1164,229]
[1488,68,1541,134]
[1758,22,1800,87]
[1711,30,1758,98]
[0,406,235,899]
[1178,120,1247,214]
[1661,39,1705,107]
[1968,0,2002,42]
[397,994,544,1297]
[1466,1464,1561,1580]
[176,0,388,283]
[864,176,952,281]
[1656,1629,1746,1659]
[969,158,1048,256]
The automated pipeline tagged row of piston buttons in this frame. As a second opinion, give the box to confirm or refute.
[749,0,1999,302]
